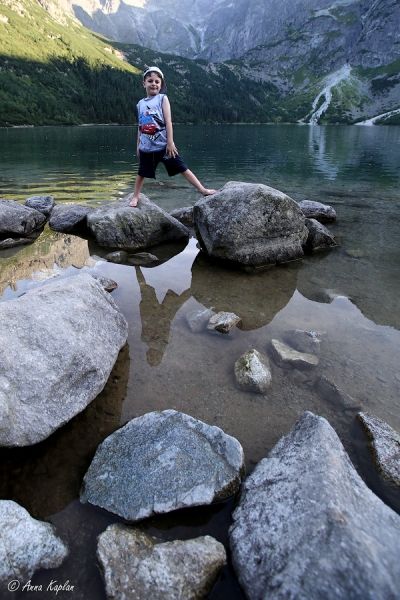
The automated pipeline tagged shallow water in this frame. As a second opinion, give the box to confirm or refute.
[0,124,400,599]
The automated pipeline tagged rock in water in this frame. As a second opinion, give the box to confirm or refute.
[234,349,272,393]
[304,218,337,250]
[170,206,194,227]
[270,339,319,369]
[284,329,323,356]
[0,500,68,584]
[87,194,190,249]
[206,311,242,334]
[229,411,400,600]
[0,273,128,446]
[298,200,337,223]
[49,204,93,235]
[81,410,245,521]
[186,307,215,333]
[358,412,400,488]
[193,182,308,267]
[97,525,226,600]
[24,195,55,217]
[0,199,46,237]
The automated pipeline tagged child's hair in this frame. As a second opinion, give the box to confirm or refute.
[143,66,167,93]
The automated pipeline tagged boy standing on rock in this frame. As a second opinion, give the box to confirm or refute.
[129,67,216,207]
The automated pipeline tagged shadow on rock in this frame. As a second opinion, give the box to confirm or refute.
[190,253,302,331]
[0,343,130,520]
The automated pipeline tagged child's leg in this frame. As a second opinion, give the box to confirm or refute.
[130,175,145,207]
[181,169,216,196]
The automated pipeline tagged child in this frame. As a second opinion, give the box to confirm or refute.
[129,66,216,207]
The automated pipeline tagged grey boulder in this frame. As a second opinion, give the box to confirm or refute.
[0,273,128,446]
[81,410,245,521]
[170,206,194,227]
[298,200,337,223]
[97,525,226,600]
[0,199,46,238]
[358,412,400,488]
[206,311,242,334]
[0,500,68,584]
[193,182,308,267]
[49,204,94,235]
[304,218,337,250]
[24,195,55,217]
[229,411,400,600]
[235,349,272,393]
[87,194,190,249]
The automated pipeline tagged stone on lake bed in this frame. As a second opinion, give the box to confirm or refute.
[206,311,242,334]
[24,195,55,217]
[316,375,361,411]
[87,193,190,249]
[0,237,32,250]
[270,339,319,368]
[0,500,68,584]
[235,349,272,393]
[0,199,46,237]
[304,218,337,250]
[80,410,245,521]
[0,273,128,446]
[186,307,215,333]
[358,412,400,488]
[229,411,400,600]
[97,525,226,600]
[193,182,308,267]
[105,250,129,264]
[284,329,323,356]
[298,199,337,223]
[127,251,159,265]
[90,274,118,292]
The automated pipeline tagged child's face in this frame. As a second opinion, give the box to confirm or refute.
[143,73,163,97]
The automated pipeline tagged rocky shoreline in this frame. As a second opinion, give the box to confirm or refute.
[1,185,399,599]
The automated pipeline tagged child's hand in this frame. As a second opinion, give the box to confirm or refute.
[166,143,178,158]
[137,148,140,157]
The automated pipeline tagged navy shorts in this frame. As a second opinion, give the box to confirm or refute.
[138,149,188,179]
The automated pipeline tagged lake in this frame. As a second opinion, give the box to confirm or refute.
[1,124,400,599]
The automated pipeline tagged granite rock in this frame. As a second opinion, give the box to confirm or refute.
[0,273,128,446]
[97,525,226,600]
[284,330,323,356]
[270,339,319,369]
[358,412,400,488]
[24,195,55,217]
[206,311,242,334]
[229,411,400,600]
[304,218,337,250]
[234,349,272,393]
[170,206,194,227]
[87,194,190,249]
[81,410,245,521]
[186,307,215,333]
[49,204,93,235]
[0,237,32,250]
[298,200,337,223]
[0,199,46,238]
[317,375,361,411]
[0,500,68,584]
[193,182,308,267]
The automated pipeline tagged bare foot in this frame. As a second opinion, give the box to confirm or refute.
[202,189,216,196]
[129,197,138,207]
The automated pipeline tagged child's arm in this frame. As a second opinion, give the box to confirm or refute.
[162,96,178,157]
[136,127,140,156]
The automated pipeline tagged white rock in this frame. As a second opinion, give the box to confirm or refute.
[207,311,241,334]
[270,339,319,368]
[234,349,272,393]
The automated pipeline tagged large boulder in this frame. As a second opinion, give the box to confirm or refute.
[0,199,46,238]
[193,182,308,267]
[24,195,55,217]
[49,204,94,235]
[87,194,190,249]
[97,525,226,600]
[0,500,68,584]
[0,273,128,446]
[81,410,245,521]
[229,411,400,600]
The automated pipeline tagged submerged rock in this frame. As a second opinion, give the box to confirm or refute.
[229,411,400,600]
[298,200,337,223]
[0,273,128,446]
[0,237,32,250]
[170,206,194,227]
[304,218,337,250]
[358,412,400,488]
[87,194,190,249]
[186,307,215,333]
[270,339,319,369]
[316,375,361,411]
[81,410,245,521]
[206,311,242,334]
[49,204,93,235]
[97,525,226,600]
[104,250,129,264]
[0,500,68,584]
[24,195,55,217]
[284,329,323,356]
[0,199,46,238]
[90,275,118,292]
[127,251,159,265]
[193,182,308,267]
[234,349,272,393]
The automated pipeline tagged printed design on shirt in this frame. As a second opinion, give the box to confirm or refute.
[139,106,166,141]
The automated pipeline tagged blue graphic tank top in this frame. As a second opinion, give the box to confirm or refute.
[137,94,168,153]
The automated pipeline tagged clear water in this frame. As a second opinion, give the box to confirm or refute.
[1,124,400,600]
